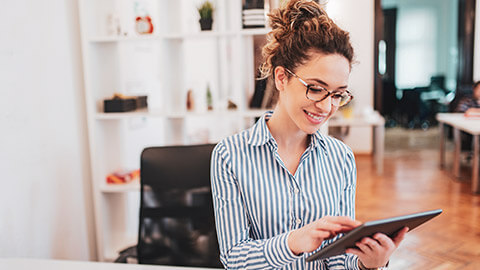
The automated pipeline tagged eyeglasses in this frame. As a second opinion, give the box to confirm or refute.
[284,68,353,107]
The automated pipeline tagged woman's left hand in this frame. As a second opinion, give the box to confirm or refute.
[346,227,409,269]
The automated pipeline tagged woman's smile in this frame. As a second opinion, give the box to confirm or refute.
[304,109,328,124]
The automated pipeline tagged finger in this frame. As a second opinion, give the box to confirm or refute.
[355,241,373,253]
[360,237,382,252]
[324,216,362,227]
[392,227,409,247]
[345,247,364,257]
[314,222,343,233]
[373,233,395,250]
[337,225,358,234]
[312,230,333,240]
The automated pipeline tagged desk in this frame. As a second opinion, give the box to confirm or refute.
[0,258,220,270]
[329,112,385,174]
[436,113,480,193]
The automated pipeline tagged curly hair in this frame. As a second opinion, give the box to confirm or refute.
[260,0,354,79]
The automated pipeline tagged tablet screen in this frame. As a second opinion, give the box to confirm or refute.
[306,209,442,262]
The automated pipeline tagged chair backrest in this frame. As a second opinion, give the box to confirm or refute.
[430,75,446,91]
[137,144,221,267]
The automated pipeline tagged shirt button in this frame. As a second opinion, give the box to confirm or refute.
[296,218,302,225]
[294,188,300,194]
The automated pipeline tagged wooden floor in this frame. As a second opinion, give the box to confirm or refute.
[355,127,480,269]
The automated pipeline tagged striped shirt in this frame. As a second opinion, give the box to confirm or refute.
[211,111,359,269]
[455,96,480,113]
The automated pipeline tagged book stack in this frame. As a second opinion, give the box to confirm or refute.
[103,93,148,113]
[249,75,278,109]
[242,8,266,28]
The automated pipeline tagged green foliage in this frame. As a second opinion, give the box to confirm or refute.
[198,1,214,19]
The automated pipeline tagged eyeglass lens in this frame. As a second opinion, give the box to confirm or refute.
[307,87,352,107]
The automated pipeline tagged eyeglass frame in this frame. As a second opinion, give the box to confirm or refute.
[284,68,354,107]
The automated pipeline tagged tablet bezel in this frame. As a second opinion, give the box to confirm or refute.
[306,209,443,262]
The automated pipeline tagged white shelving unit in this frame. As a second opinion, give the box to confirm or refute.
[78,0,269,261]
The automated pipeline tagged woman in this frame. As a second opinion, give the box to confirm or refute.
[211,1,407,269]
[455,81,480,115]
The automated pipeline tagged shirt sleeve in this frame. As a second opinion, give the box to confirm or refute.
[325,147,360,270]
[455,97,472,112]
[210,142,302,269]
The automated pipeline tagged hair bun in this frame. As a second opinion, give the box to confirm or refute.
[267,0,328,39]
[288,0,326,30]
[261,0,353,80]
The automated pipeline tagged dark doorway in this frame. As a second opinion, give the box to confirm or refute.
[457,0,476,87]
[374,6,397,125]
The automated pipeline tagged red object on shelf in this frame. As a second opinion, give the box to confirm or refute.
[135,16,154,34]
[106,169,140,184]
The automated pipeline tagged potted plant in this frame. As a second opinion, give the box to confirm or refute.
[198,1,214,31]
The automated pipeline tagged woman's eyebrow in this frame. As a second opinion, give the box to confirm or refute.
[307,78,348,89]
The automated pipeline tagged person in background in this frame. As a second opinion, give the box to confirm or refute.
[454,81,480,158]
[210,1,407,269]
[455,81,480,115]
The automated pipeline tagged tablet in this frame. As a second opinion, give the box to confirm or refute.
[306,209,443,262]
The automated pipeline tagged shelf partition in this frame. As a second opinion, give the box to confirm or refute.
[95,109,266,120]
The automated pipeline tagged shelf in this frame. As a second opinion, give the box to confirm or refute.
[94,109,163,120]
[328,112,385,127]
[88,35,164,43]
[240,28,270,36]
[100,180,140,193]
[241,108,267,117]
[166,109,261,119]
[95,109,266,120]
[89,31,239,43]
[80,0,268,261]
[165,31,237,39]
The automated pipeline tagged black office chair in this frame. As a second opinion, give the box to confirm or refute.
[398,88,422,128]
[137,144,222,267]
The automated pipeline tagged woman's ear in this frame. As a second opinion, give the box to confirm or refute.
[274,66,288,92]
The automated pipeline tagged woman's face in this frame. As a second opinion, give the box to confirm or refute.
[275,52,351,135]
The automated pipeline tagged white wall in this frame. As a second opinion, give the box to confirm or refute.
[0,0,95,260]
[327,0,375,154]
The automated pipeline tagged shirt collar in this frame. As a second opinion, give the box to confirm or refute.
[248,111,275,146]
[248,110,328,153]
[311,130,328,153]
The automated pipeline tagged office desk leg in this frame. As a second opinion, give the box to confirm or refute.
[473,135,479,193]
[439,122,445,168]
[374,124,384,174]
[453,128,461,178]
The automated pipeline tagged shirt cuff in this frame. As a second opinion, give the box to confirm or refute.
[328,254,359,269]
[358,258,389,270]
[264,231,302,268]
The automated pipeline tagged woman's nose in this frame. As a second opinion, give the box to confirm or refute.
[314,96,332,112]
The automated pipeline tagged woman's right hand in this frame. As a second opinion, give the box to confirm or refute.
[287,216,362,255]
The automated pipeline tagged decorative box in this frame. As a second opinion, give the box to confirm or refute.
[104,97,136,112]
[103,94,148,113]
